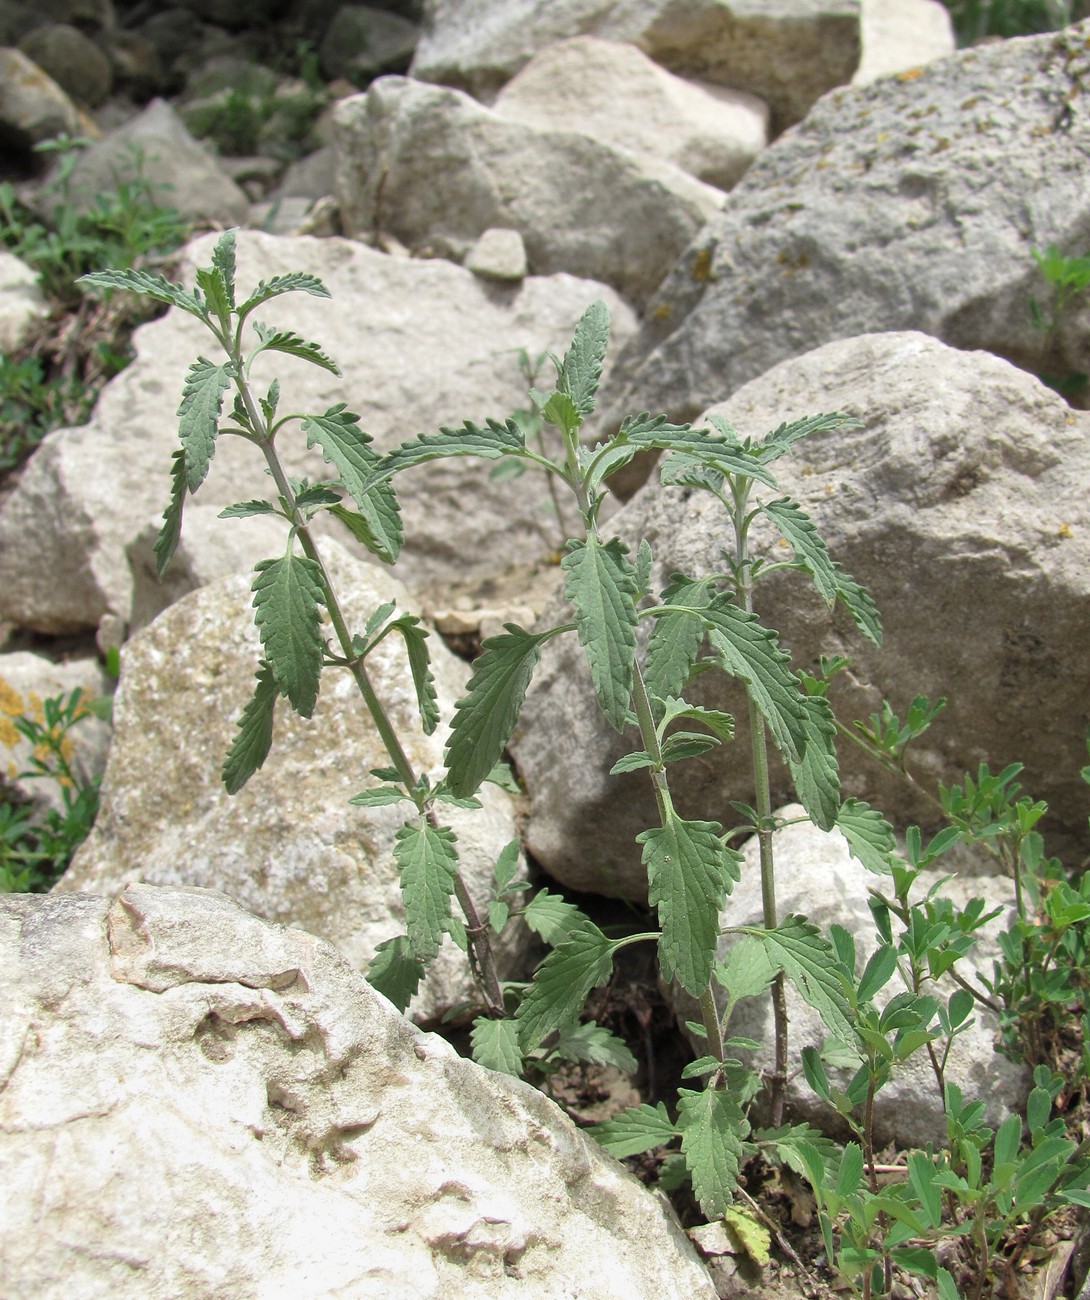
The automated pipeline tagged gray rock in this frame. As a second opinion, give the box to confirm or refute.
[510,332,1090,898]
[273,143,336,199]
[319,3,419,83]
[65,98,249,226]
[853,0,955,84]
[465,227,527,281]
[0,884,716,1298]
[0,46,96,151]
[333,76,723,307]
[0,229,635,639]
[493,36,768,191]
[0,251,47,351]
[413,0,861,131]
[18,22,113,107]
[609,22,1090,428]
[58,544,526,1025]
[673,807,1029,1147]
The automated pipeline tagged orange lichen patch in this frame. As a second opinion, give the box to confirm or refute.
[691,248,716,283]
[0,717,18,749]
[652,302,672,320]
[70,688,91,720]
[0,678,25,717]
[1058,522,1074,539]
[897,67,925,82]
[26,692,43,722]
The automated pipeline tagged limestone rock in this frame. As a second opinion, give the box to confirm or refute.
[319,3,420,83]
[334,75,722,306]
[670,808,1028,1147]
[610,22,1090,427]
[465,227,527,281]
[511,333,1090,898]
[412,0,861,132]
[59,544,525,1024]
[18,22,113,107]
[0,46,96,151]
[853,0,955,84]
[493,36,768,191]
[0,229,635,635]
[0,884,715,1298]
[0,251,47,351]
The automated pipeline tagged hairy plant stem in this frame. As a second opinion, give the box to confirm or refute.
[235,374,505,1017]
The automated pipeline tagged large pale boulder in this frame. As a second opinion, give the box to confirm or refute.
[511,333,1090,898]
[333,76,723,307]
[0,250,47,351]
[59,544,524,1025]
[493,36,769,191]
[672,808,1028,1147]
[412,0,861,132]
[0,230,635,635]
[610,22,1090,426]
[853,0,955,84]
[0,884,716,1298]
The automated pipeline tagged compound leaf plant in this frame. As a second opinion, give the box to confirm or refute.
[84,232,1084,1287]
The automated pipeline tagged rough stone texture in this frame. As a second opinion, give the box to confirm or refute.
[18,22,114,106]
[671,807,1028,1147]
[334,76,722,307]
[464,227,528,281]
[609,22,1090,427]
[493,36,768,191]
[853,0,955,84]
[0,229,635,636]
[65,98,250,226]
[319,3,420,83]
[412,0,860,132]
[0,46,96,150]
[2,884,716,1297]
[0,250,47,351]
[59,544,524,1024]
[0,651,111,813]
[511,333,1090,898]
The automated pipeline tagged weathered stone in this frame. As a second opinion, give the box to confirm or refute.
[65,97,250,226]
[0,230,634,636]
[0,46,96,152]
[0,884,715,1298]
[493,36,768,191]
[0,651,110,813]
[853,0,955,84]
[609,23,1090,427]
[0,251,47,351]
[670,807,1028,1147]
[59,544,524,1024]
[413,0,860,131]
[319,3,419,83]
[334,76,722,306]
[18,23,113,107]
[465,227,528,281]
[511,332,1090,898]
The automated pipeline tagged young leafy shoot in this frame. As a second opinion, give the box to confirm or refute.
[562,536,638,732]
[250,552,326,718]
[394,821,459,963]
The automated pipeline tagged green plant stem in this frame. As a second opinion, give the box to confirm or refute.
[248,404,507,1017]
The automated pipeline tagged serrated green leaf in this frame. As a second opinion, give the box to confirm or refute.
[659,444,779,491]
[292,483,341,510]
[77,268,205,317]
[659,698,735,743]
[178,357,234,492]
[386,615,439,736]
[563,536,638,732]
[219,499,280,519]
[363,419,526,489]
[211,228,236,308]
[558,300,610,415]
[907,1151,943,1228]
[635,538,653,594]
[682,1055,722,1080]
[542,390,581,437]
[516,923,615,1050]
[677,1087,746,1217]
[261,377,280,426]
[589,1102,677,1158]
[644,575,714,701]
[485,760,521,793]
[610,750,656,775]
[788,693,840,831]
[755,1123,839,1181]
[838,799,897,875]
[348,786,410,806]
[394,820,459,962]
[251,553,326,717]
[745,916,855,1045]
[758,412,862,464]
[470,1016,524,1077]
[699,598,807,763]
[367,935,424,1012]
[638,813,741,996]
[492,838,521,895]
[302,406,402,563]
[714,935,776,1004]
[857,945,898,1003]
[221,662,278,794]
[488,898,510,933]
[661,734,720,762]
[445,624,548,798]
[837,1142,864,1196]
[521,888,589,945]
[724,1207,771,1266]
[196,265,231,325]
[154,447,187,577]
[252,321,340,375]
[236,270,331,317]
[551,1020,637,1074]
